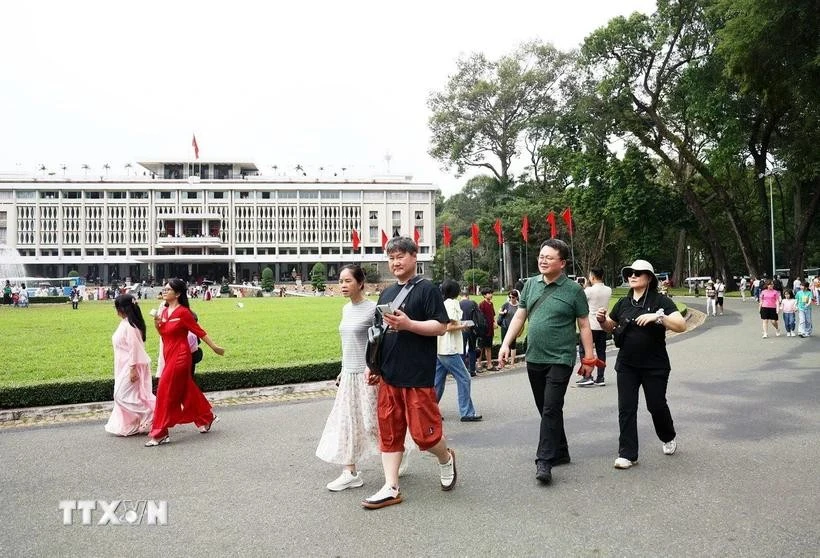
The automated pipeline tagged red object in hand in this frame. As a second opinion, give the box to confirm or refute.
[577,356,606,376]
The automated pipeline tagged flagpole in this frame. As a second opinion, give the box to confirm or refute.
[569,232,577,276]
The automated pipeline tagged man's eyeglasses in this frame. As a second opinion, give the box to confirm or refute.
[537,255,562,262]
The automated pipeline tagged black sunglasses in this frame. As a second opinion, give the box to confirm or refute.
[625,270,650,278]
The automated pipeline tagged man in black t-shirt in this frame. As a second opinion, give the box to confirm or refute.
[459,289,479,376]
[361,237,456,509]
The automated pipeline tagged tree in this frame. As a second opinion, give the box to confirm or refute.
[428,41,573,186]
[310,262,327,293]
[261,266,274,292]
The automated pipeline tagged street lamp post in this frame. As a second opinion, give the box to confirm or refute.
[687,244,691,293]
[759,171,777,279]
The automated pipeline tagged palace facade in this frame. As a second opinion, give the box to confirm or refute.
[0,160,438,284]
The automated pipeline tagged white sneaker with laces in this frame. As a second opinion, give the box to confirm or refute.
[439,449,457,491]
[326,470,364,492]
[361,484,402,509]
[663,439,677,455]
[613,457,637,469]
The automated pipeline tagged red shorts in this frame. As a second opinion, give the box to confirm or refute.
[377,383,443,452]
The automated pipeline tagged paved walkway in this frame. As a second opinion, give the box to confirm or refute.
[1,297,817,556]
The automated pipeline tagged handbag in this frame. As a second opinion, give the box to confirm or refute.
[365,277,419,375]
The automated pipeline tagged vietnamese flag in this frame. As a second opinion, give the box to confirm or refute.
[442,224,452,248]
[521,215,529,243]
[546,211,557,239]
[192,134,200,160]
[413,227,420,245]
[351,229,360,251]
[380,229,388,250]
[470,223,480,248]
[493,218,503,245]
[561,207,574,235]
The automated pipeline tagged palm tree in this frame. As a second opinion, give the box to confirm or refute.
[125,163,132,177]
[81,164,90,176]
[39,164,47,176]
[103,163,110,176]
[61,164,67,177]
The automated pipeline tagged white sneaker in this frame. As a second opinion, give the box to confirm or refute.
[613,457,637,469]
[663,439,677,455]
[326,470,364,492]
[439,449,457,491]
[361,484,402,509]
[762,333,768,338]
[775,330,781,337]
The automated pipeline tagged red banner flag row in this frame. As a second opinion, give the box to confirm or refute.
[471,223,480,248]
[442,224,452,248]
[521,215,529,243]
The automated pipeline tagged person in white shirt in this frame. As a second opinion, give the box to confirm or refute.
[715,278,726,315]
[577,267,612,387]
[434,279,482,421]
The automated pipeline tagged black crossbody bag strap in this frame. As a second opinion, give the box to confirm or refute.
[527,287,556,316]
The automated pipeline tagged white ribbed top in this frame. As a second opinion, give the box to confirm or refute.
[339,299,376,374]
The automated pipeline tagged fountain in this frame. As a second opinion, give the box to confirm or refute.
[0,246,28,281]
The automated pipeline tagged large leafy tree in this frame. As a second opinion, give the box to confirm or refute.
[428,41,574,186]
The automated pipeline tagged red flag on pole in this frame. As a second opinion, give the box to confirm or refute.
[493,218,503,245]
[561,207,574,235]
[521,215,529,243]
[546,211,557,239]
[192,134,199,160]
[443,224,452,248]
[380,229,388,250]
[471,223,480,248]
[351,229,360,251]
[413,227,420,245]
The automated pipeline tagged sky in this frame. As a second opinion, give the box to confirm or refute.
[0,0,657,197]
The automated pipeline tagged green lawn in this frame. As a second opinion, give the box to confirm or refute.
[0,291,685,388]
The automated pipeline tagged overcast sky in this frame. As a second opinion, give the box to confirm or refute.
[1,0,656,197]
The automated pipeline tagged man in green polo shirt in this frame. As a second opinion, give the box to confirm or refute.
[499,238,594,486]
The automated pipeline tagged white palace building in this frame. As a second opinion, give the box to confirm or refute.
[0,160,438,285]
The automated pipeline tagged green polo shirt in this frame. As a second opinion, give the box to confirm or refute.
[519,273,589,366]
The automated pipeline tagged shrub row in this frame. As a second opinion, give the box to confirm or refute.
[0,361,341,409]
[28,296,70,304]
[0,342,529,409]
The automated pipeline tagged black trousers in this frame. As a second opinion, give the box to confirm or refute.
[616,362,676,461]
[527,362,572,465]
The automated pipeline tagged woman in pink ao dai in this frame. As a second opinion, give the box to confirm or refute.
[105,293,156,436]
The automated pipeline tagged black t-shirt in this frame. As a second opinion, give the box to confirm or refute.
[378,279,448,388]
[611,290,678,370]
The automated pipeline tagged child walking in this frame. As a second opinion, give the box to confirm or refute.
[781,290,797,337]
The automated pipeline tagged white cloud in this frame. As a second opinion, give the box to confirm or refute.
[0,0,656,194]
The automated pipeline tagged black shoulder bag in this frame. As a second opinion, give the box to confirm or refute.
[365,277,418,375]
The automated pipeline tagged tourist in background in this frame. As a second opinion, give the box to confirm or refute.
[705,280,717,316]
[596,259,686,470]
[316,264,380,491]
[795,281,813,338]
[577,267,611,387]
[459,289,479,377]
[105,293,156,436]
[146,278,225,447]
[759,280,781,338]
[435,279,482,422]
[497,289,519,368]
[478,287,497,371]
[781,290,797,337]
[715,278,725,315]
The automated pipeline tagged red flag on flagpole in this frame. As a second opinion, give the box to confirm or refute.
[561,207,573,235]
[192,134,199,160]
[521,215,529,243]
[493,219,503,245]
[470,223,480,248]
[442,224,452,248]
[380,230,388,250]
[413,227,420,245]
[351,229,360,251]
[546,211,557,239]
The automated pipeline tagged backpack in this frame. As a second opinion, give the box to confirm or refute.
[469,302,486,337]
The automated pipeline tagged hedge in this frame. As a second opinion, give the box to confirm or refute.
[28,296,70,304]
[0,361,341,409]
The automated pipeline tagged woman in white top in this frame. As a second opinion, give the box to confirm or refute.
[316,265,380,491]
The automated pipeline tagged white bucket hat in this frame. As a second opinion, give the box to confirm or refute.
[621,259,659,290]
